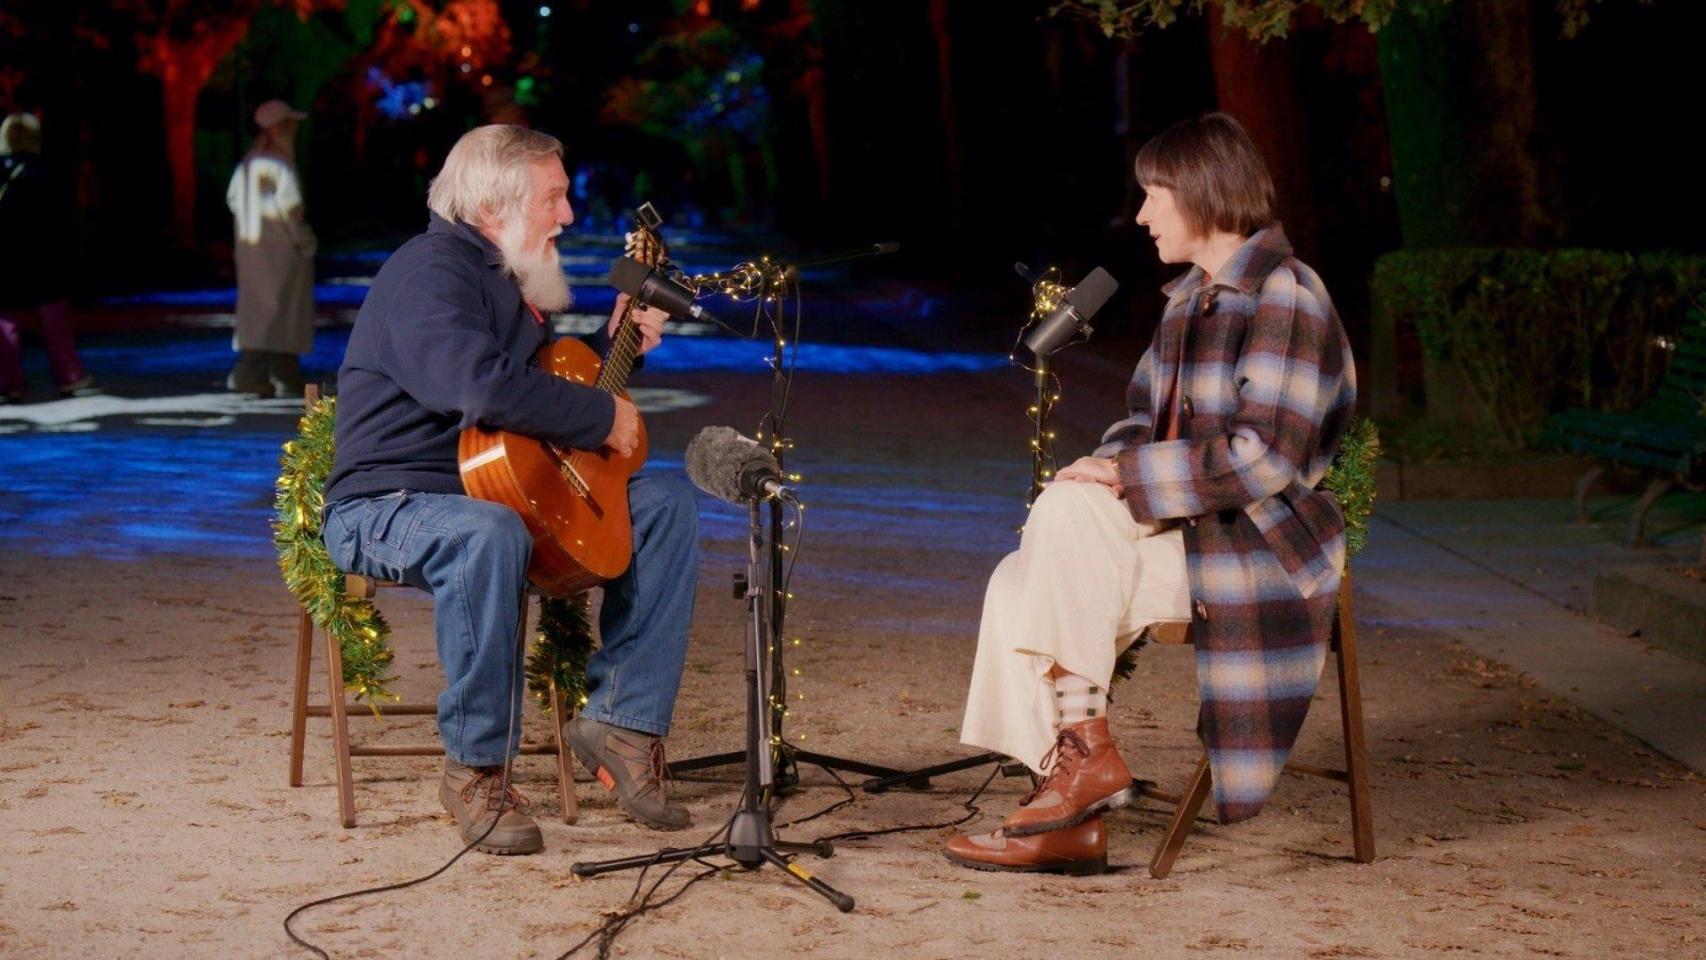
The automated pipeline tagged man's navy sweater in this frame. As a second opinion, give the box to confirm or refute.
[324,213,615,505]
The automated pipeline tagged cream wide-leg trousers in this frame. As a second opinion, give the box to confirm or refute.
[959,481,1192,772]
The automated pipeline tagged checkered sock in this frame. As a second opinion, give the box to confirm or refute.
[1053,673,1107,726]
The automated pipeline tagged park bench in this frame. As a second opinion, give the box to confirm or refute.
[1542,308,1706,562]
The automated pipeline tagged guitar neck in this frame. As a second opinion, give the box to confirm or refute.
[594,310,645,394]
[597,214,666,396]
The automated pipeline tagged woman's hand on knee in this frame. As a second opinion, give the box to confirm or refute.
[1053,456,1124,496]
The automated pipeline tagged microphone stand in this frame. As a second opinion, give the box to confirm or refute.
[571,499,854,912]
[668,246,915,791]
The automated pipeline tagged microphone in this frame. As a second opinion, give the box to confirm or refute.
[609,257,716,323]
[1023,266,1118,357]
[685,426,799,504]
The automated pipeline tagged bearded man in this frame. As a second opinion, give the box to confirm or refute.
[322,125,700,854]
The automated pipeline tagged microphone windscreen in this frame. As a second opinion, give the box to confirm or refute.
[686,425,781,504]
[685,426,745,503]
[608,256,650,296]
[1066,267,1118,321]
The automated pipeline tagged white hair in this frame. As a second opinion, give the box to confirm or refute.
[426,124,562,225]
[0,112,42,156]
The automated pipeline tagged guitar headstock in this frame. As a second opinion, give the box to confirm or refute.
[623,202,668,268]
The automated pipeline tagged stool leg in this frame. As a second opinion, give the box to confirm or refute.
[289,605,313,787]
[1335,575,1376,863]
[1149,754,1212,879]
[324,626,357,829]
[550,679,578,825]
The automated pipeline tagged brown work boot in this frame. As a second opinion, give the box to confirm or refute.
[567,716,691,831]
[945,816,1108,875]
[1001,717,1135,837]
[438,759,543,855]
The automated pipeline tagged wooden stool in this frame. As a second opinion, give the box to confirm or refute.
[1142,570,1375,878]
[285,385,576,828]
[287,574,578,828]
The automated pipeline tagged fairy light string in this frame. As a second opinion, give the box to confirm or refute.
[1010,267,1070,516]
[672,251,812,741]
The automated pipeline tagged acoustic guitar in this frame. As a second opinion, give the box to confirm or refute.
[457,203,666,596]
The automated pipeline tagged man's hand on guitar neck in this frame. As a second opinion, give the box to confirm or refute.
[610,293,668,354]
[604,395,641,457]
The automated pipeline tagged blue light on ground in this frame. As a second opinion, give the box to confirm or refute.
[640,338,1002,373]
[71,327,1002,379]
[98,266,836,312]
[102,284,371,309]
[0,432,286,560]
[75,330,353,376]
[13,242,1004,562]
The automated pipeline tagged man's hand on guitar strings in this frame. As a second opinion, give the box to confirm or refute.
[604,396,640,457]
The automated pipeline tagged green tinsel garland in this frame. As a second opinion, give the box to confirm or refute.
[273,395,597,715]
[528,594,597,713]
[1112,417,1382,682]
[1323,416,1382,559]
[273,396,398,708]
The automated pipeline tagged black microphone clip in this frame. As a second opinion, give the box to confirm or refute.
[609,256,716,324]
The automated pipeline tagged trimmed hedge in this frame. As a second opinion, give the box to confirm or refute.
[1373,250,1705,447]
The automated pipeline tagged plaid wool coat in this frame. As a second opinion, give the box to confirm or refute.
[1092,224,1357,823]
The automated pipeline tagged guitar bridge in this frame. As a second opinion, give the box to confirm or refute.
[545,445,591,498]
[559,460,590,498]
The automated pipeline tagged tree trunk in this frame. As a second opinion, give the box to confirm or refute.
[1376,0,1559,428]
[802,63,831,201]
[1377,0,1556,247]
[1458,0,1555,246]
[927,0,964,233]
[162,69,200,250]
[1206,6,1320,263]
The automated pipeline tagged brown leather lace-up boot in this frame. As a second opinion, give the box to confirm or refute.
[438,759,543,855]
[567,716,691,831]
[1001,717,1135,837]
[945,816,1108,875]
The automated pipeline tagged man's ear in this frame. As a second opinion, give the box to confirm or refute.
[472,205,505,243]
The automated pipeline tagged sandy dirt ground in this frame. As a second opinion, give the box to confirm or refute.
[3,367,1704,959]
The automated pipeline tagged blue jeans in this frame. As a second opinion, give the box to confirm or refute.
[322,473,699,767]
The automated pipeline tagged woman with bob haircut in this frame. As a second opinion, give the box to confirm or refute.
[946,112,1357,875]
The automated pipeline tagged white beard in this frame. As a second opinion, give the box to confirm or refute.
[497,217,572,313]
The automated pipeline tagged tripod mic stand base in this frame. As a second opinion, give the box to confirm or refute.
[569,813,852,913]
[861,751,1031,794]
[670,743,916,793]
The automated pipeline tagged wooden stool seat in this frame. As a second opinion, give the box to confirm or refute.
[1141,570,1375,878]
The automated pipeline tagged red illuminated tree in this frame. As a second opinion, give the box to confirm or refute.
[112,1,339,247]
[362,0,511,91]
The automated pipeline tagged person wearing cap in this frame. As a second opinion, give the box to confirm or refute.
[0,112,94,404]
[225,99,315,397]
